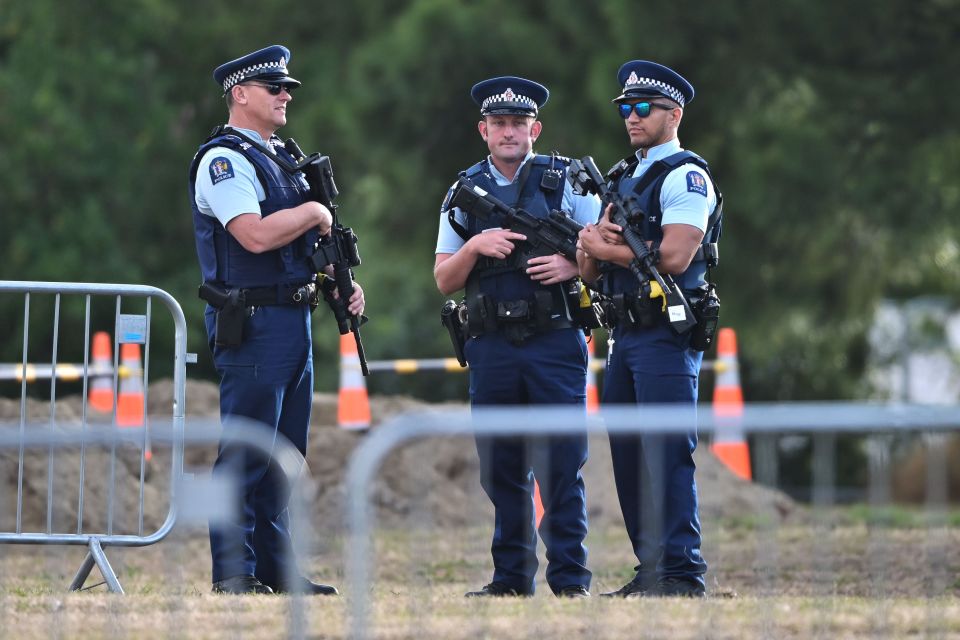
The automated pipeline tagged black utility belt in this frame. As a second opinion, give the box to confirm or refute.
[599,284,721,351]
[241,283,316,306]
[598,292,661,330]
[598,286,703,330]
[198,281,317,349]
[467,292,573,344]
[199,281,316,308]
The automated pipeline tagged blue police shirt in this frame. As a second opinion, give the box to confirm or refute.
[628,139,715,231]
[435,152,601,254]
[194,126,268,226]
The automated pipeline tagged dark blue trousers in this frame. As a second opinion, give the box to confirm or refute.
[602,323,707,588]
[205,305,313,586]
[465,328,591,595]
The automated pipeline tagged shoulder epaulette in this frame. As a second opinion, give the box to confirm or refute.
[463,160,487,178]
[532,153,572,166]
[660,150,704,170]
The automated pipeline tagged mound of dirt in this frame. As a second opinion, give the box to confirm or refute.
[892,434,960,503]
[0,379,801,537]
[0,392,168,535]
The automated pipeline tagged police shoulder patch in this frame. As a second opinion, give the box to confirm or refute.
[209,156,235,185]
[685,170,707,196]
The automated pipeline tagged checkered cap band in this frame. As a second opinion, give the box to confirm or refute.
[222,57,288,92]
[623,72,685,107]
[481,88,538,112]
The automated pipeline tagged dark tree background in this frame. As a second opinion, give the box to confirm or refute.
[2,0,958,416]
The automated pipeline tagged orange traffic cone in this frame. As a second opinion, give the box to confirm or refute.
[116,343,145,427]
[534,480,545,528]
[337,334,371,430]
[88,331,114,413]
[710,328,751,480]
[586,339,600,414]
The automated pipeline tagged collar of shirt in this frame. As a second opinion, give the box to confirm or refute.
[485,151,535,185]
[228,126,276,154]
[633,139,682,177]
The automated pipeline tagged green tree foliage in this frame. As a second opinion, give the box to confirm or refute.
[1,0,958,402]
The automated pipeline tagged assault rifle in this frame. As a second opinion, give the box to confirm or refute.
[567,156,696,335]
[210,127,368,374]
[284,138,369,376]
[448,177,583,261]
[448,176,604,334]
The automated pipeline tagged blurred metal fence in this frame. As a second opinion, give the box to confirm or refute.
[0,398,956,638]
[344,403,960,640]
[0,281,191,593]
[0,418,315,638]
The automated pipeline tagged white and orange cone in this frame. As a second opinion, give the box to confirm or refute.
[116,343,144,428]
[337,334,371,430]
[88,331,114,413]
[710,328,751,480]
[586,339,600,415]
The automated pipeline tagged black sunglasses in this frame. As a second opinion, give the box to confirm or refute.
[245,82,296,96]
[617,101,676,119]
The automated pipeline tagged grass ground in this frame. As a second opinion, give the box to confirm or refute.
[1,511,959,639]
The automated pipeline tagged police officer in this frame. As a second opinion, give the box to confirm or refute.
[189,45,364,595]
[577,60,721,598]
[435,77,600,598]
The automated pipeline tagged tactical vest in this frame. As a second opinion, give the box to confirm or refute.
[188,132,318,288]
[461,154,568,303]
[598,150,722,295]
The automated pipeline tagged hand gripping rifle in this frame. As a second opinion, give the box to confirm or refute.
[567,156,696,335]
[284,138,369,376]
[448,177,583,261]
[448,177,604,332]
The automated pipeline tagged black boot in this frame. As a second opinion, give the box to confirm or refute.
[654,577,706,598]
[557,585,590,598]
[212,575,274,595]
[464,582,527,598]
[600,572,656,598]
[265,576,339,596]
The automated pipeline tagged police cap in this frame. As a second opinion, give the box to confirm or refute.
[471,76,549,117]
[613,60,694,107]
[214,44,301,94]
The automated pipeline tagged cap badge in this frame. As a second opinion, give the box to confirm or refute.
[503,88,516,101]
[626,71,640,86]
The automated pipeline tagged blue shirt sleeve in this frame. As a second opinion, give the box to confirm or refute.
[659,163,714,231]
[435,182,467,254]
[194,147,264,227]
[560,179,602,226]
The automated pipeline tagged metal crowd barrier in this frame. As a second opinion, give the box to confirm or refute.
[344,402,960,640]
[0,418,315,638]
[0,280,191,593]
